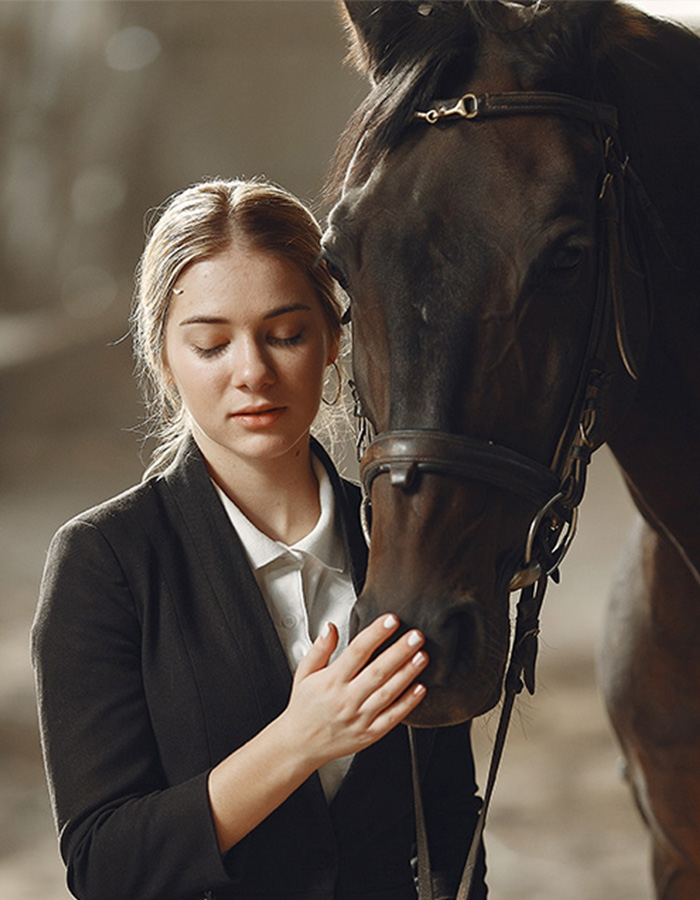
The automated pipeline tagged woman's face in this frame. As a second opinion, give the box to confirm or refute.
[164,242,338,470]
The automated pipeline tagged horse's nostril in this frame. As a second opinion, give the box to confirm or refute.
[437,603,484,673]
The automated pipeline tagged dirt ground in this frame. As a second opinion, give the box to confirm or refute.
[0,339,652,900]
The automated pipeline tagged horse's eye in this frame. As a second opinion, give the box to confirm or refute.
[549,244,586,273]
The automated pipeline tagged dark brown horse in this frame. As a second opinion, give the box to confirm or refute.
[322,2,700,897]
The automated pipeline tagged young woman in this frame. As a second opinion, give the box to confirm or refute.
[32,179,486,900]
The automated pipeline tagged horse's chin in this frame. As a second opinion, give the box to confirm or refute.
[403,675,504,727]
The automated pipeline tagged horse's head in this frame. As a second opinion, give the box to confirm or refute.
[324,1,654,726]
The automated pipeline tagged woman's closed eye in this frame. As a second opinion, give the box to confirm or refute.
[192,342,229,359]
[268,330,304,347]
[191,329,304,358]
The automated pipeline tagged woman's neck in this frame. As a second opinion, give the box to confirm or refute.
[199,436,322,545]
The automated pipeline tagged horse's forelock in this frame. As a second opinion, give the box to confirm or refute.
[326,0,650,199]
[327,4,484,197]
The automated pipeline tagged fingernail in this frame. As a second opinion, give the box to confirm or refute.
[407,630,422,647]
[413,683,427,697]
[383,614,399,629]
[412,651,427,667]
[321,622,332,639]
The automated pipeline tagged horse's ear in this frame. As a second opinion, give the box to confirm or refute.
[341,2,399,82]
[341,1,447,83]
[340,1,643,88]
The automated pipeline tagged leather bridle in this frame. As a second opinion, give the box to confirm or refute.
[348,89,660,900]
[358,90,639,594]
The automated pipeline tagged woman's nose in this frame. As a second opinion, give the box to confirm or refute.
[233,338,275,391]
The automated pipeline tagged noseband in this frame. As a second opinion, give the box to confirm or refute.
[358,89,645,593]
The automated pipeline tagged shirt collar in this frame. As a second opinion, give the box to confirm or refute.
[213,453,345,573]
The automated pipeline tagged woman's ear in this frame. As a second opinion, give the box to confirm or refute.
[161,348,175,386]
[327,331,341,367]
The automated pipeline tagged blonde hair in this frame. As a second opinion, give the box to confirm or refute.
[132,178,343,476]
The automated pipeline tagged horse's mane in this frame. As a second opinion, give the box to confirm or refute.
[326,0,651,197]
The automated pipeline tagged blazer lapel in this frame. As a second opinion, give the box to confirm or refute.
[162,437,293,725]
[160,436,369,759]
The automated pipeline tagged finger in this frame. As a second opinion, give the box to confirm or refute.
[295,622,338,682]
[366,683,428,741]
[331,613,400,681]
[358,646,429,718]
[351,628,425,702]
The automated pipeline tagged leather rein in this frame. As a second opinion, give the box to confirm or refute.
[350,89,657,900]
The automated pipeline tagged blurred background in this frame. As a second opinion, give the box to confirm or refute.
[1,2,698,898]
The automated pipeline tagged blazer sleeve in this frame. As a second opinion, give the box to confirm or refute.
[32,517,231,900]
[422,723,487,900]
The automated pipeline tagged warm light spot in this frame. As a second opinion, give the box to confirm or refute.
[105,26,161,72]
[71,166,127,225]
[61,266,118,319]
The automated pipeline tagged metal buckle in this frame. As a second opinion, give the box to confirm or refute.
[446,93,479,120]
[414,93,479,124]
[509,493,579,591]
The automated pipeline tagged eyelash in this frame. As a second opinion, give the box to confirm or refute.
[192,331,304,359]
[269,332,304,347]
[193,344,227,359]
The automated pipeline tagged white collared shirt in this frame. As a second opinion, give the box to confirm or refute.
[214,455,356,801]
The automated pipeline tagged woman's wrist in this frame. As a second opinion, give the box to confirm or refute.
[271,705,329,775]
[207,712,322,853]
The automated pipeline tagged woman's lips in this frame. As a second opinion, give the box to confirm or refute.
[230,406,286,429]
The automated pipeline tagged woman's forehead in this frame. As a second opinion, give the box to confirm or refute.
[169,246,321,323]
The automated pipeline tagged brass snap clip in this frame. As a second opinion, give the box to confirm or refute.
[414,93,479,125]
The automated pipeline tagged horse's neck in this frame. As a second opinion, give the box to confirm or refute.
[609,347,700,585]
[604,21,700,277]
[602,19,700,582]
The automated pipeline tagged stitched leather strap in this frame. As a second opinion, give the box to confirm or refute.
[410,578,548,900]
[414,91,618,128]
[409,728,435,900]
[361,430,560,510]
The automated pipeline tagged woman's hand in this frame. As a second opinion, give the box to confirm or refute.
[280,614,428,768]
[208,614,427,852]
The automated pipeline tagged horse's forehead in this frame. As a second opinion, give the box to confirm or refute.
[337,116,597,239]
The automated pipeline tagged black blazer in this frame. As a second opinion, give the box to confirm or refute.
[32,437,486,900]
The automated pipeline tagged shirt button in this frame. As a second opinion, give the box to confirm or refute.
[292,640,311,663]
[282,614,297,629]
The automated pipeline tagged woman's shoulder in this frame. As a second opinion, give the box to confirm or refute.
[47,475,182,569]
[55,439,208,541]
[61,477,163,532]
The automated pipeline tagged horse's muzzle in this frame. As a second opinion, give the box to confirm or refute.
[352,586,505,726]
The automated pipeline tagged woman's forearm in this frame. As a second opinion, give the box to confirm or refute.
[207,711,316,852]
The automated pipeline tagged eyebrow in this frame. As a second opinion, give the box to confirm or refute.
[263,303,312,321]
[177,303,312,327]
